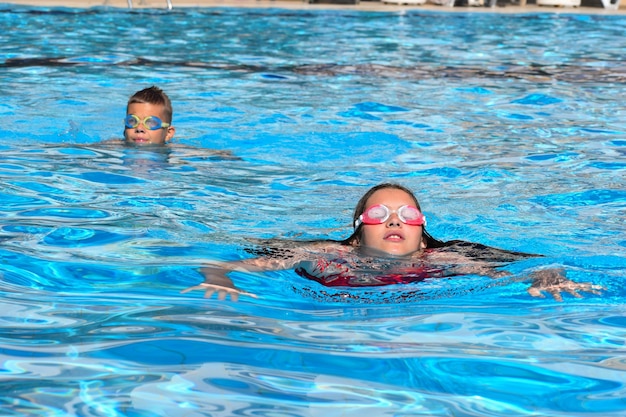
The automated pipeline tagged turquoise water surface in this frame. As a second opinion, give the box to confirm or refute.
[0,5,625,416]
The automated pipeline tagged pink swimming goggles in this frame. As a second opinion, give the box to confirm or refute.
[354,204,426,228]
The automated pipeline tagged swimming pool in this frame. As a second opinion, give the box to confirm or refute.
[1,4,625,416]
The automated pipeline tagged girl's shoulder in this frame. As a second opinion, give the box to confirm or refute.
[431,240,539,263]
[243,239,352,260]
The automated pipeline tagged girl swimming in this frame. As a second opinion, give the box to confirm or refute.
[183,183,603,302]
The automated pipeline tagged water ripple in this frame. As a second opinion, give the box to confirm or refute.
[0,6,625,417]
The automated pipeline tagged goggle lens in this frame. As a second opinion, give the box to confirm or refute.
[124,114,170,131]
[356,204,426,227]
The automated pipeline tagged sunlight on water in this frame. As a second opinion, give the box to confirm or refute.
[0,5,625,417]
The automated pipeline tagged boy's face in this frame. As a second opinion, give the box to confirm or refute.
[124,102,175,146]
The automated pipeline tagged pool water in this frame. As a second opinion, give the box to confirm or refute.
[1,4,625,416]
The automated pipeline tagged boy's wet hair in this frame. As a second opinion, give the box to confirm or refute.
[127,86,173,123]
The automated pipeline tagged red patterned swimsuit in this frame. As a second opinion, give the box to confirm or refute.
[295,256,444,287]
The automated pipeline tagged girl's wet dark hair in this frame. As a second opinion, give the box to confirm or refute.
[244,182,536,261]
[244,183,446,259]
[339,183,447,248]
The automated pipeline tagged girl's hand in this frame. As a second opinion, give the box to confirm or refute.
[181,266,257,301]
[528,268,605,302]
[180,282,257,301]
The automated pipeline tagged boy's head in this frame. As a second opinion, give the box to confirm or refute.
[123,86,175,146]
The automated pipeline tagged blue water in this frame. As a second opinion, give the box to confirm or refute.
[1,4,625,416]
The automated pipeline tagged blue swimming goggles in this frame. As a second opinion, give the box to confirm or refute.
[124,114,170,130]
[355,204,426,228]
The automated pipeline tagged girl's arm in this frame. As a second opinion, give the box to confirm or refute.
[427,246,604,301]
[181,243,338,301]
[527,268,604,301]
[181,260,258,301]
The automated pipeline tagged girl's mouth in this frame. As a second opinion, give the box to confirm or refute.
[384,232,404,241]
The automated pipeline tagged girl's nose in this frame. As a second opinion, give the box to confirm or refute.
[387,214,401,227]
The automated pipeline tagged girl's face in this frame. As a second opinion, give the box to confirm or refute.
[124,102,175,146]
[359,188,426,256]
